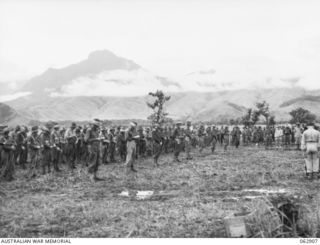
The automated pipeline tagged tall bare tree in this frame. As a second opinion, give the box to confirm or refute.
[147,90,171,126]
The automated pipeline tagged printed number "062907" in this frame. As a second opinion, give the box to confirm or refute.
[300,239,318,243]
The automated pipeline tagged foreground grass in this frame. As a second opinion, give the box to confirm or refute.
[0,145,319,237]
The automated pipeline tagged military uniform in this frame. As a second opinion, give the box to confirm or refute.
[173,123,183,161]
[51,126,62,172]
[198,125,206,153]
[1,129,16,181]
[40,129,52,174]
[14,127,26,169]
[152,126,163,165]
[301,126,320,179]
[85,124,102,179]
[184,122,193,159]
[101,129,109,164]
[117,130,127,162]
[108,129,116,162]
[125,124,138,172]
[28,127,41,178]
[210,126,218,153]
[65,124,77,170]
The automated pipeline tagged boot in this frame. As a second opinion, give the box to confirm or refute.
[154,159,159,167]
[93,175,105,181]
[307,173,313,180]
[130,166,138,172]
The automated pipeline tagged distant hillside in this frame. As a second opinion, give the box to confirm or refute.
[7,87,320,123]
[280,95,320,107]
[0,102,29,125]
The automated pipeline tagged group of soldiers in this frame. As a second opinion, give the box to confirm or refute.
[0,120,309,182]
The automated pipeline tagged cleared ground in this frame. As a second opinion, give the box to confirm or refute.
[1,145,319,238]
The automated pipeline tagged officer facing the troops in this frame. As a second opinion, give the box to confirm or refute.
[301,121,320,180]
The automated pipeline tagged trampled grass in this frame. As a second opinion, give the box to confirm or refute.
[1,145,319,237]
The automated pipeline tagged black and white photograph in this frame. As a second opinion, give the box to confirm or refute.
[1,0,320,241]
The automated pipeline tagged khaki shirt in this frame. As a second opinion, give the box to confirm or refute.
[301,127,320,150]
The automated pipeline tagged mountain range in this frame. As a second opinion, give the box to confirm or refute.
[1,50,320,125]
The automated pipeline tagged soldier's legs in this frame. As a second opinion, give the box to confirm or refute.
[109,143,116,162]
[185,140,192,159]
[52,148,61,171]
[305,153,313,179]
[3,150,15,181]
[173,142,181,161]
[211,139,216,153]
[126,141,136,171]
[153,142,162,165]
[42,150,50,174]
[66,144,75,170]
[102,145,108,164]
[312,153,319,174]
[88,146,101,178]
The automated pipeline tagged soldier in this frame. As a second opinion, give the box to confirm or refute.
[184,121,193,160]
[40,127,52,174]
[223,126,230,151]
[301,122,320,180]
[85,122,103,181]
[101,128,109,164]
[264,126,273,150]
[59,128,67,165]
[14,126,26,169]
[198,124,206,153]
[210,125,218,153]
[20,126,28,167]
[125,122,138,172]
[137,126,146,157]
[294,124,302,150]
[51,125,62,172]
[65,122,77,170]
[274,126,283,149]
[283,125,292,149]
[0,126,6,169]
[28,126,41,178]
[152,123,163,166]
[108,128,116,163]
[173,122,183,162]
[1,128,16,181]
[118,128,127,162]
[145,127,153,157]
[75,127,85,165]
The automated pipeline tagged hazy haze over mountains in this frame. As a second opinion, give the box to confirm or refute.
[1,49,320,124]
[2,0,320,124]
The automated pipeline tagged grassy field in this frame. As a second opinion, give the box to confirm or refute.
[1,145,320,238]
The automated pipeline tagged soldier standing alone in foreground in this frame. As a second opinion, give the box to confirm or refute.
[301,122,320,180]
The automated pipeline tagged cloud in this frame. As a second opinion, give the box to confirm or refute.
[0,92,31,102]
[50,69,180,97]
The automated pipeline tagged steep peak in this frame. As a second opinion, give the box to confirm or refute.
[88,49,117,60]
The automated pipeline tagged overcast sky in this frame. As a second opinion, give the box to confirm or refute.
[1,0,320,89]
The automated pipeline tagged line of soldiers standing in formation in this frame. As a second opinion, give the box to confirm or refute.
[0,121,305,182]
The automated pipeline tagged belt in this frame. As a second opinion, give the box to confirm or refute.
[306,141,318,143]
